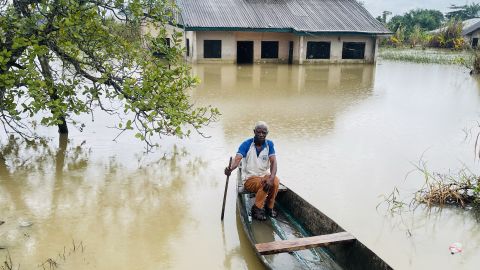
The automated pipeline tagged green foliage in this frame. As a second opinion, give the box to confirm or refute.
[385,26,405,47]
[387,9,444,36]
[0,0,219,150]
[446,3,480,20]
[409,25,428,47]
[428,19,465,49]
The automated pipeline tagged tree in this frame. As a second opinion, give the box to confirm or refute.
[0,0,218,150]
[387,9,444,35]
[409,25,424,47]
[387,15,405,33]
[446,3,480,20]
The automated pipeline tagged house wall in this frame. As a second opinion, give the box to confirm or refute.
[465,29,480,46]
[191,31,296,64]
[141,24,379,64]
[141,23,184,42]
[190,31,378,64]
[301,35,377,64]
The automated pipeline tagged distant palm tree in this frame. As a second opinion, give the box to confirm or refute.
[446,3,480,20]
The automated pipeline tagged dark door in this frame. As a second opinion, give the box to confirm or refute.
[237,41,254,64]
[473,38,479,48]
[288,41,294,64]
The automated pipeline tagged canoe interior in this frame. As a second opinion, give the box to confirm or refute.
[276,189,392,270]
[237,177,392,269]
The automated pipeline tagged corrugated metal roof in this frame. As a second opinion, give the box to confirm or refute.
[462,18,480,35]
[176,0,390,34]
[429,18,480,36]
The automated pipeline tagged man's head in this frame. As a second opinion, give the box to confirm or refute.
[253,121,269,144]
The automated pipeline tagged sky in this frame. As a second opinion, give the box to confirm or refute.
[362,0,475,17]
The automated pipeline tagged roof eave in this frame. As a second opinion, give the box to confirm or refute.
[184,26,393,36]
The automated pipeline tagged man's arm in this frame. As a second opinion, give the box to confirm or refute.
[224,154,243,176]
[267,155,277,183]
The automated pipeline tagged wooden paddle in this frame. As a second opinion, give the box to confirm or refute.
[221,157,233,221]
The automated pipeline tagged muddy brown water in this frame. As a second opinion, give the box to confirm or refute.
[1,61,480,269]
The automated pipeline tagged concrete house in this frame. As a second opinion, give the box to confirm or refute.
[461,18,480,47]
[173,0,390,64]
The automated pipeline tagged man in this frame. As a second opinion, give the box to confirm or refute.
[224,121,280,221]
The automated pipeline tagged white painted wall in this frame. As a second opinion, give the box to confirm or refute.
[193,31,378,64]
[141,24,379,64]
[302,35,377,64]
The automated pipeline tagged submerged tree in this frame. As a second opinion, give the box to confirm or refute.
[0,0,218,150]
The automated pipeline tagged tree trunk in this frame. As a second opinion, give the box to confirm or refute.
[57,116,68,134]
[38,55,69,134]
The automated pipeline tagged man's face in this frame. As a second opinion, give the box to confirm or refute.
[254,126,268,143]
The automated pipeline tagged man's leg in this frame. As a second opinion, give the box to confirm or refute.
[245,176,280,219]
[244,176,269,221]
[244,176,268,209]
[265,176,280,209]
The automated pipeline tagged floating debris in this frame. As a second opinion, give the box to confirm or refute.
[18,220,33,227]
[449,242,463,255]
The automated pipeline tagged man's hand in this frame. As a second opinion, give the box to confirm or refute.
[262,177,274,193]
[224,167,232,176]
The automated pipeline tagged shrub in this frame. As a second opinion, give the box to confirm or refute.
[428,19,466,49]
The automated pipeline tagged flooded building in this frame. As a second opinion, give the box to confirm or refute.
[456,18,480,48]
[173,0,390,64]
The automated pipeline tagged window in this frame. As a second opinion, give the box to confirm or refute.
[186,39,190,56]
[204,40,222,58]
[152,38,171,58]
[342,42,365,59]
[261,41,279,59]
[306,42,331,59]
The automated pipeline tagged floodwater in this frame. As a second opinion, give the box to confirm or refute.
[1,61,480,269]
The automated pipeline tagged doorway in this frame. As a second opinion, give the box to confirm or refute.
[237,41,254,64]
[288,41,294,64]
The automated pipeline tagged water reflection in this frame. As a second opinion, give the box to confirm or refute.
[192,64,375,139]
[222,213,264,270]
[0,137,204,269]
[2,61,480,269]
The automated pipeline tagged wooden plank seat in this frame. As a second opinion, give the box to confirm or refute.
[255,232,356,255]
[238,182,288,194]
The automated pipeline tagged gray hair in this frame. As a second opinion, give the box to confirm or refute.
[254,121,269,130]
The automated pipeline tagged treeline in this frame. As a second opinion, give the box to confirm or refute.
[378,3,480,49]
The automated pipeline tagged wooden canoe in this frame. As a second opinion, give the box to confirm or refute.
[236,173,392,270]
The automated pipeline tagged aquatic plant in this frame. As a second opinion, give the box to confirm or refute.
[377,187,407,214]
[379,47,471,65]
[1,252,17,270]
[470,50,480,74]
[412,161,479,207]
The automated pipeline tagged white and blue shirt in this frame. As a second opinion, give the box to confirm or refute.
[237,138,276,180]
